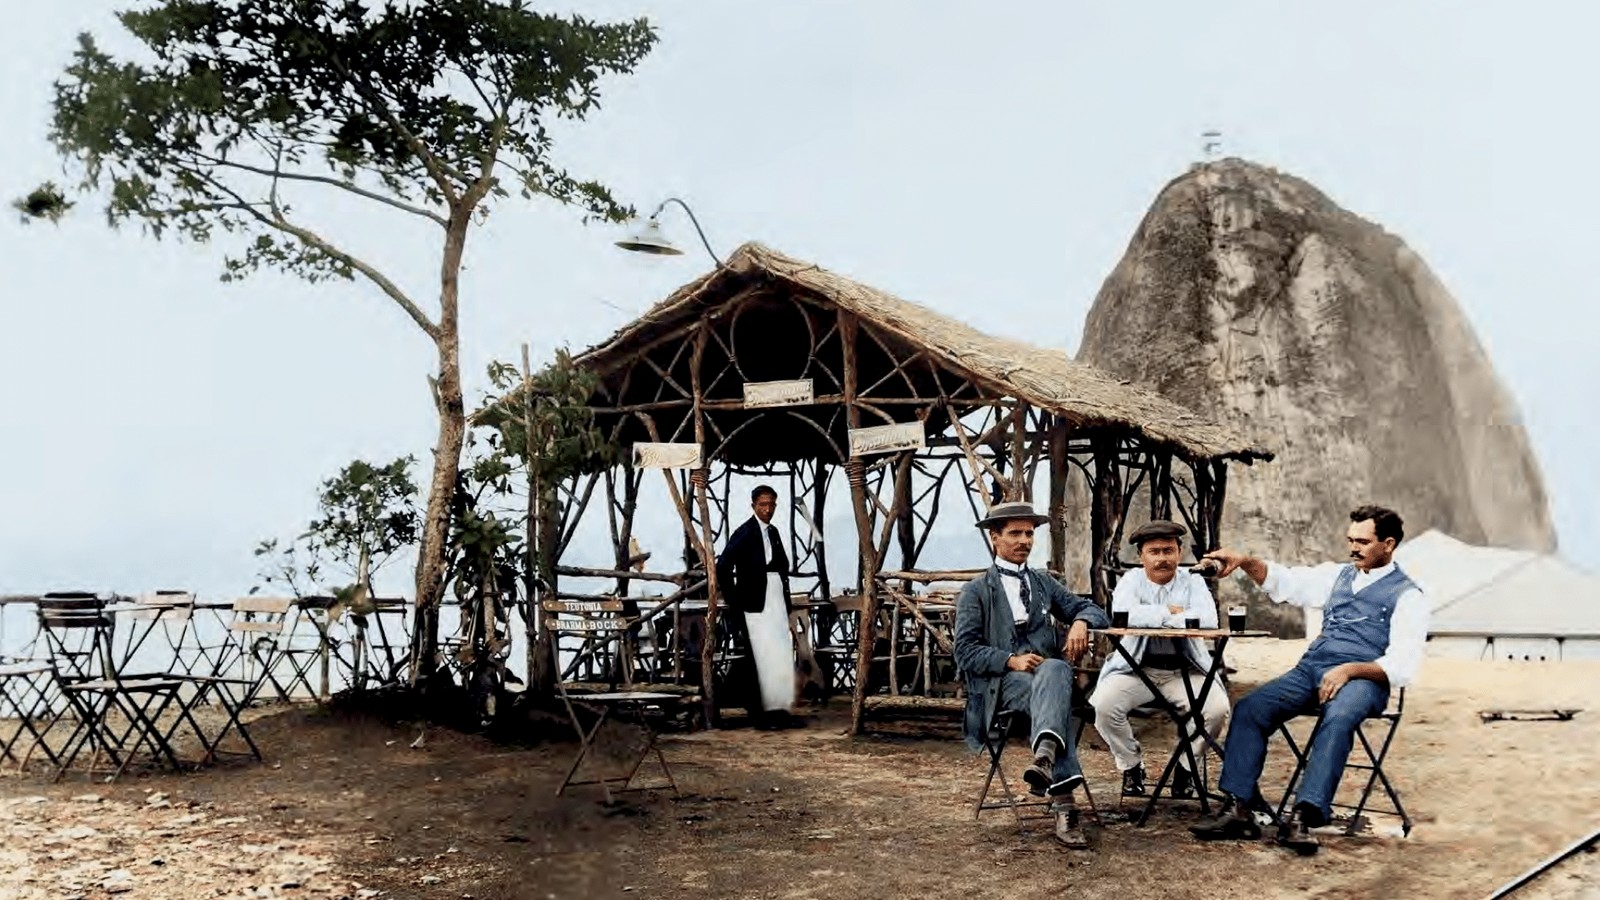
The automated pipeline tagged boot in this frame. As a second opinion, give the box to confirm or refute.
[1189,793,1261,841]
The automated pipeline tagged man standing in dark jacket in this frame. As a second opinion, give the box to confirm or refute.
[716,485,800,728]
[955,501,1110,848]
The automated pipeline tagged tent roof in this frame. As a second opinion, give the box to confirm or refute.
[1396,530,1600,637]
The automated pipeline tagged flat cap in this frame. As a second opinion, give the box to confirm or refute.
[1128,519,1186,546]
[975,501,1050,529]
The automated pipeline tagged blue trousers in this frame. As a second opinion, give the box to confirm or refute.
[1217,663,1387,818]
[998,658,1083,786]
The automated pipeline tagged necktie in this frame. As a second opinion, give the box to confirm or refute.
[998,566,1031,619]
[766,524,788,574]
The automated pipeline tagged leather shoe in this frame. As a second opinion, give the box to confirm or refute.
[1053,804,1090,849]
[1023,754,1054,796]
[1121,765,1147,797]
[1171,765,1196,799]
[1280,803,1322,856]
[1189,795,1261,841]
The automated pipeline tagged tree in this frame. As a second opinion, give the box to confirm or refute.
[254,455,419,607]
[32,1,656,680]
[475,349,613,696]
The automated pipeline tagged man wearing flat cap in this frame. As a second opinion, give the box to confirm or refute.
[1090,520,1230,800]
[955,501,1110,848]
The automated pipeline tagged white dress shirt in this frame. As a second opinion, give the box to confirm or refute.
[1260,560,1429,688]
[1099,568,1216,677]
[994,558,1030,624]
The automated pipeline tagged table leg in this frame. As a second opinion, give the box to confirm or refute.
[1107,636,1228,826]
[557,703,614,802]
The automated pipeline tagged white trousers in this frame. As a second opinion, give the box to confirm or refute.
[744,572,796,712]
[1090,668,1231,774]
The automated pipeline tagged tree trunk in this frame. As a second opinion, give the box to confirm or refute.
[529,479,560,696]
[411,215,470,684]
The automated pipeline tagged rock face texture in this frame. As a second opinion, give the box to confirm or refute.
[1080,158,1555,568]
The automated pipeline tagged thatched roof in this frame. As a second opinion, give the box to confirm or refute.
[574,242,1271,463]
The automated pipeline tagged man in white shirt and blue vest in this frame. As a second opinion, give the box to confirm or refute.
[1090,520,1231,799]
[1190,505,1428,855]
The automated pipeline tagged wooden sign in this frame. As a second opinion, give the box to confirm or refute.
[544,616,625,632]
[848,422,926,456]
[633,442,702,469]
[540,599,625,612]
[743,379,814,409]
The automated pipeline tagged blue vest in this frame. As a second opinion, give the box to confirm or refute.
[1300,564,1416,674]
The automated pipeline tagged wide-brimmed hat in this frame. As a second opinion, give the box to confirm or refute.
[975,501,1050,530]
[1128,519,1186,546]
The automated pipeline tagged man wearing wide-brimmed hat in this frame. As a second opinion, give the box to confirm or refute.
[1090,519,1230,800]
[955,500,1110,848]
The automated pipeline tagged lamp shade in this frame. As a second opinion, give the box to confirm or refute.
[614,218,683,256]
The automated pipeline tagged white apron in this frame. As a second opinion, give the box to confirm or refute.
[746,524,797,712]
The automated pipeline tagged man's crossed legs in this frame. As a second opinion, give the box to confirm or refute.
[997,658,1089,848]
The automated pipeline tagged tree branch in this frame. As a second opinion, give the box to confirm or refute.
[201,154,449,227]
[203,176,441,340]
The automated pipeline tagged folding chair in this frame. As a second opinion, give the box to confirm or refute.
[35,595,200,781]
[0,658,62,769]
[345,597,412,690]
[548,599,683,801]
[814,593,863,697]
[1273,687,1412,836]
[218,597,319,705]
[133,590,224,679]
[975,707,1101,828]
[555,690,683,803]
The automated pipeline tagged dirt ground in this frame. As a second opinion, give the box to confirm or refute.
[3,639,1597,900]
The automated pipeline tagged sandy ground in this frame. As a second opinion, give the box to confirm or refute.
[2,639,1597,899]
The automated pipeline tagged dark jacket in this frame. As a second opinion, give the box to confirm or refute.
[954,566,1109,750]
[715,516,790,614]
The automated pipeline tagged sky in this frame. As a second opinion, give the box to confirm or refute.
[2,1,1596,600]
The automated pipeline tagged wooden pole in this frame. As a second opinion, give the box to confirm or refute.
[639,412,716,719]
[1090,433,1124,609]
[1047,415,1068,577]
[1008,402,1027,501]
[842,314,883,734]
[893,451,917,571]
[518,343,550,697]
[689,327,725,727]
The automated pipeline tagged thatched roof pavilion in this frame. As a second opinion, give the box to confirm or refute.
[516,241,1272,731]
[575,242,1270,466]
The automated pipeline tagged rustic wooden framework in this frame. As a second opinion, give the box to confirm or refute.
[525,261,1263,733]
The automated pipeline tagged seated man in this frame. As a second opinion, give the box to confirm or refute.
[1091,520,1230,799]
[1190,505,1428,855]
[955,501,1111,849]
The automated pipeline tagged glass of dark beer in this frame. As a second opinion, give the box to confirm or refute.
[1228,605,1248,631]
[1183,615,1201,630]
[1112,610,1130,629]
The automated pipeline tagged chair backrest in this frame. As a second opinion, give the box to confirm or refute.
[128,590,196,622]
[543,598,630,684]
[229,597,293,635]
[36,593,114,679]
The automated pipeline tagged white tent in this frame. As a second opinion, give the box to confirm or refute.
[1395,530,1600,661]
